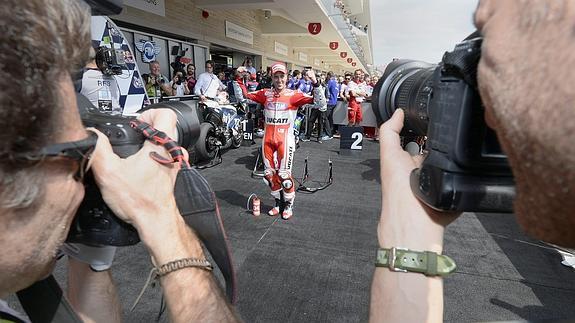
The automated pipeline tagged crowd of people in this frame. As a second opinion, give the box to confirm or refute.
[141,56,380,142]
[135,60,380,223]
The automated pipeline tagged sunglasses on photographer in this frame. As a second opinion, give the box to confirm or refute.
[16,132,98,181]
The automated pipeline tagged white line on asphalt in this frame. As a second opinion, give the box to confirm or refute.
[257,217,280,244]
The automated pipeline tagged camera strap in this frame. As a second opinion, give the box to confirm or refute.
[201,75,215,96]
[16,275,82,323]
[130,120,237,304]
[130,120,190,168]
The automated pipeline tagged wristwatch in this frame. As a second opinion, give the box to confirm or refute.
[375,247,456,276]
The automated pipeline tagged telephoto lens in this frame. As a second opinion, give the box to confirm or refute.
[142,101,202,149]
[371,36,515,213]
[371,60,436,136]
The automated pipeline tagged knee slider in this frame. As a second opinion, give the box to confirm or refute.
[278,171,293,190]
[263,169,275,188]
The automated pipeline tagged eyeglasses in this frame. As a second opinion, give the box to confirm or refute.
[15,132,98,181]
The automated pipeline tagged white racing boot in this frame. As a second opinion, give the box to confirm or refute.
[281,202,293,220]
[268,198,281,216]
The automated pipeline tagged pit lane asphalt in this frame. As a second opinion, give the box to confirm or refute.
[45,136,575,322]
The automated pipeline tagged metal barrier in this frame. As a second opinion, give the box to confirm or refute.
[332,100,377,127]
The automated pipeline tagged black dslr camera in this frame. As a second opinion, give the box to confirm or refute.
[95,45,126,76]
[66,96,202,246]
[67,0,203,246]
[372,36,515,213]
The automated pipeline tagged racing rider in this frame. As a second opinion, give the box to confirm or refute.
[240,62,317,219]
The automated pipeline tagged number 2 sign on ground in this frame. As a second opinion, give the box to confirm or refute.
[339,126,363,156]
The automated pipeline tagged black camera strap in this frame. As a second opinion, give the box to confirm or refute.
[16,275,82,323]
[130,120,237,303]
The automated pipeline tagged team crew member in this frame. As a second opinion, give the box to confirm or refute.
[81,57,121,114]
[287,70,302,90]
[231,66,248,104]
[240,63,317,219]
[347,69,369,126]
[194,60,227,101]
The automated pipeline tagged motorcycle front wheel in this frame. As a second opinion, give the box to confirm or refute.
[195,123,218,161]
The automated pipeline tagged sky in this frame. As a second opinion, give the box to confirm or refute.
[369,0,478,72]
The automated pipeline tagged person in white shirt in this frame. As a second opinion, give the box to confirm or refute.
[194,60,226,101]
[243,57,257,76]
[339,74,351,102]
[81,58,121,114]
[347,69,369,126]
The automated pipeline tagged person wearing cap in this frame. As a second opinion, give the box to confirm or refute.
[239,62,317,220]
[230,66,248,104]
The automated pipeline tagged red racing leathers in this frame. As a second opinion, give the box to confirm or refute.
[244,88,313,204]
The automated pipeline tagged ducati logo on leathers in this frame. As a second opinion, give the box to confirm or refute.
[287,146,294,169]
[266,117,288,124]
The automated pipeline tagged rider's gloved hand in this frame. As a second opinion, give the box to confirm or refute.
[60,243,117,272]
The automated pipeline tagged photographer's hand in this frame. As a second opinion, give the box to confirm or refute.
[89,109,237,322]
[378,109,457,250]
[369,109,458,323]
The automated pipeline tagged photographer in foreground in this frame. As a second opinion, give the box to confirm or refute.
[370,0,575,322]
[0,0,237,322]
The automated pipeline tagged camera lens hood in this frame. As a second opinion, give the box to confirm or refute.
[372,60,434,127]
[144,100,202,149]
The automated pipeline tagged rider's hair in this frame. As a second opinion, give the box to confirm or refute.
[0,0,91,209]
